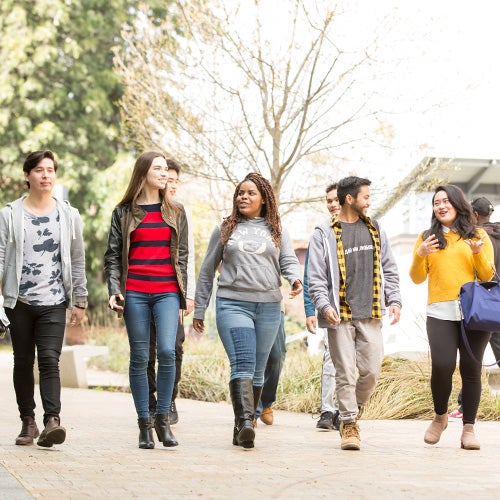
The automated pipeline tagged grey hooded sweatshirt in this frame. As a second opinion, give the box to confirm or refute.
[194,218,301,320]
[0,196,88,309]
[307,217,401,329]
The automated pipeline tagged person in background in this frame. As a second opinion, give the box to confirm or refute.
[104,152,188,449]
[448,196,500,421]
[147,158,195,425]
[0,150,88,448]
[410,185,494,450]
[304,183,341,431]
[308,176,402,450]
[193,172,302,449]
[255,302,286,426]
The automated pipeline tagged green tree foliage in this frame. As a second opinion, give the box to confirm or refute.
[0,0,129,200]
[0,0,172,304]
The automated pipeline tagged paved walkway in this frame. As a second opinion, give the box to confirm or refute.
[0,351,499,499]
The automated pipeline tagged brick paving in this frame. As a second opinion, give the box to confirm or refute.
[0,351,499,499]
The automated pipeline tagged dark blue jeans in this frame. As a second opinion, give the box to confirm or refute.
[6,301,66,423]
[123,291,180,418]
[256,312,286,416]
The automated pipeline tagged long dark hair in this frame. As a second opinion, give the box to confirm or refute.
[220,172,282,248]
[423,184,479,248]
[118,152,177,214]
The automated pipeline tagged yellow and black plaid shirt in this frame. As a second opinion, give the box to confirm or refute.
[330,215,382,321]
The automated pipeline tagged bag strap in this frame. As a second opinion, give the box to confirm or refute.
[460,321,500,367]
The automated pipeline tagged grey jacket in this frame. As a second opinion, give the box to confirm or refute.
[307,218,401,329]
[0,196,88,309]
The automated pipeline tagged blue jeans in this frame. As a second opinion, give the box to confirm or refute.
[123,291,180,418]
[216,298,281,385]
[256,312,286,416]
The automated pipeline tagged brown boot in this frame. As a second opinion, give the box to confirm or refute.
[424,413,448,445]
[260,407,274,426]
[15,416,39,446]
[461,423,480,450]
[340,421,361,450]
[37,416,66,448]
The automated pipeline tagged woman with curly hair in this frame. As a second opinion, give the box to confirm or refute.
[410,184,495,450]
[193,172,302,449]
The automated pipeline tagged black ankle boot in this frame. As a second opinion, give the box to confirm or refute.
[138,417,155,449]
[37,416,66,448]
[16,416,40,446]
[229,378,256,449]
[154,413,178,447]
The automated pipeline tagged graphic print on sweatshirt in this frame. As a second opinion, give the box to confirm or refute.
[221,220,280,293]
[20,207,65,306]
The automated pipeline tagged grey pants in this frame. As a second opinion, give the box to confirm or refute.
[319,328,338,413]
[328,318,383,422]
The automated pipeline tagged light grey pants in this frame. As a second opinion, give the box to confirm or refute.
[327,318,384,423]
[319,328,338,413]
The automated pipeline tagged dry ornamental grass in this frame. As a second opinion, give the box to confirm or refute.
[84,327,500,420]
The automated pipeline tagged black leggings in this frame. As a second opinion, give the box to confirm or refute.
[6,301,66,423]
[426,317,490,425]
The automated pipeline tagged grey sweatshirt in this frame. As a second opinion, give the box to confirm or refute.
[0,196,88,309]
[307,217,401,329]
[194,218,301,320]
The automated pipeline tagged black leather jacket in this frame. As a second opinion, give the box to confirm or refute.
[104,200,188,310]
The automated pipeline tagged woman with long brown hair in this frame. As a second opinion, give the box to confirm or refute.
[193,172,302,449]
[104,152,188,449]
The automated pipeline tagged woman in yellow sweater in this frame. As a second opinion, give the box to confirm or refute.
[410,185,495,450]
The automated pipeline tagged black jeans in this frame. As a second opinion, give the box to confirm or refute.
[148,317,185,412]
[6,301,66,423]
[426,317,490,425]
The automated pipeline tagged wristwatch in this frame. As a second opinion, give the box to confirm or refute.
[74,302,87,310]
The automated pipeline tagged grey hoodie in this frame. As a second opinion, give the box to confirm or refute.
[0,196,88,309]
[194,218,301,320]
[307,218,401,329]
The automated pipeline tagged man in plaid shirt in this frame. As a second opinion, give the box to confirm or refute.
[307,176,402,450]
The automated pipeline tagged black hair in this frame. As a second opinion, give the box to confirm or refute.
[423,184,479,248]
[166,158,181,174]
[325,182,338,193]
[336,176,371,206]
[23,150,58,189]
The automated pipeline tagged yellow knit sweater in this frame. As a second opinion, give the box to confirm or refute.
[409,228,495,304]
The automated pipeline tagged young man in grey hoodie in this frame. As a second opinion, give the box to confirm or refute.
[0,150,88,448]
[307,176,401,450]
